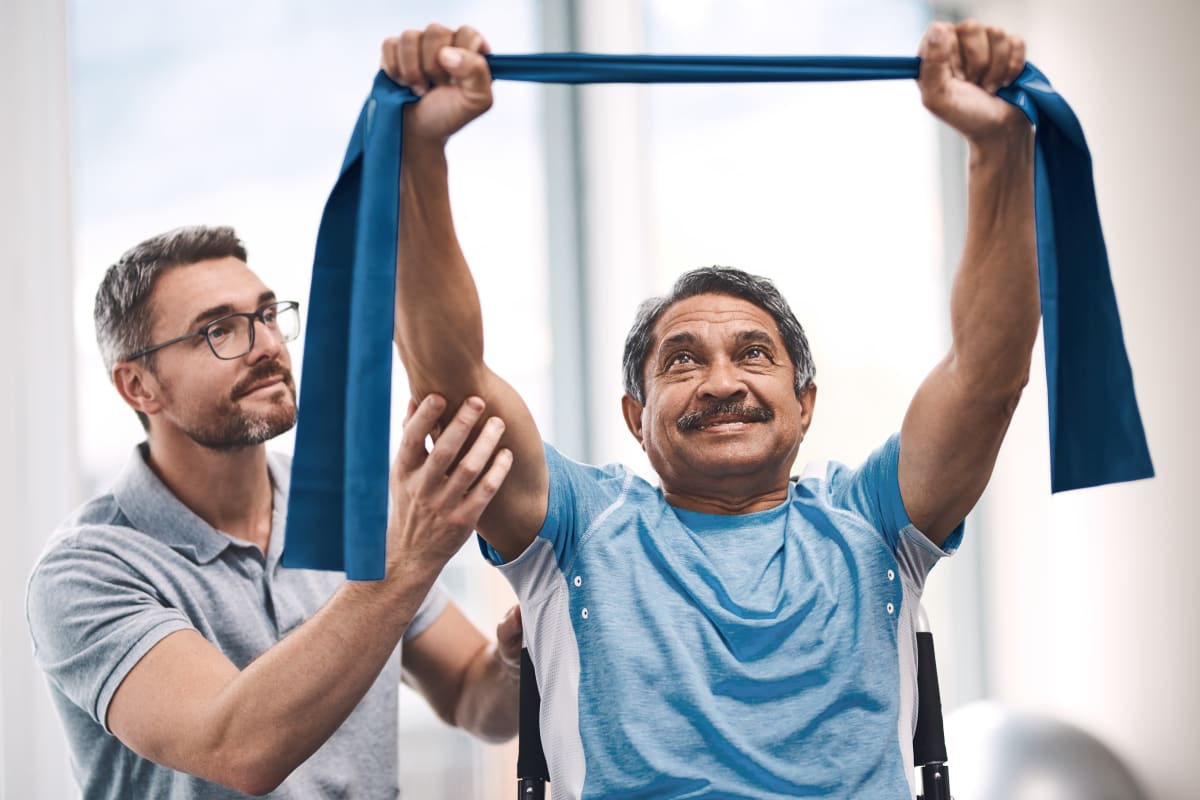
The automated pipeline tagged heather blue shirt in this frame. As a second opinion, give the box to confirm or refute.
[484,435,960,799]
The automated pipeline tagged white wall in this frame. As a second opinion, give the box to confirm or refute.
[0,0,82,797]
[952,2,1200,798]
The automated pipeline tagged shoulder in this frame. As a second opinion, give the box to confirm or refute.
[793,434,910,547]
[34,491,135,570]
[544,442,644,498]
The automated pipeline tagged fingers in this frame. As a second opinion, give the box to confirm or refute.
[420,23,455,89]
[917,21,957,97]
[495,605,524,668]
[955,20,1026,92]
[1006,35,1027,86]
[440,414,507,498]
[981,28,1010,93]
[397,394,446,472]
[457,443,512,524]
[420,396,487,492]
[453,25,491,56]
[380,24,490,97]
[957,20,991,86]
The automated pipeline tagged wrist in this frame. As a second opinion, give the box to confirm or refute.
[401,132,449,170]
[343,556,441,602]
[967,116,1034,169]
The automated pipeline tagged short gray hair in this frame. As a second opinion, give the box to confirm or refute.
[621,266,815,405]
[94,225,247,427]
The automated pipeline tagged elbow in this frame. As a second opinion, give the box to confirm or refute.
[1002,369,1030,417]
[194,727,291,797]
[450,683,520,744]
[216,751,289,797]
[952,349,1031,414]
[453,691,520,744]
[462,709,519,744]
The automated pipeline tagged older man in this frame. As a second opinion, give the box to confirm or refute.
[27,226,519,798]
[385,19,1036,799]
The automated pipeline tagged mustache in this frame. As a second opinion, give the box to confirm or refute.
[231,361,296,400]
[676,401,774,432]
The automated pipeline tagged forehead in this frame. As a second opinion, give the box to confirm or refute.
[651,293,782,347]
[150,257,271,329]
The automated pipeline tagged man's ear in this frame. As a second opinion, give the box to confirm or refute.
[112,363,164,419]
[621,394,645,448]
[798,382,817,437]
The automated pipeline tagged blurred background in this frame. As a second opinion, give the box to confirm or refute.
[1,0,1196,797]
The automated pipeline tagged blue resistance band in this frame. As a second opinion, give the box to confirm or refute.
[283,54,1154,579]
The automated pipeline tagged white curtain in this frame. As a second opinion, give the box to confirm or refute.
[0,0,81,797]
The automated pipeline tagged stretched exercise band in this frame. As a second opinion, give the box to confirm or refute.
[283,55,1154,578]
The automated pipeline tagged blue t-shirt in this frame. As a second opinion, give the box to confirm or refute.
[484,434,960,799]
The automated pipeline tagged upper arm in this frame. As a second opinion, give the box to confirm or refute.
[400,601,488,726]
[107,630,241,774]
[26,543,238,779]
[899,354,1020,546]
[412,365,549,563]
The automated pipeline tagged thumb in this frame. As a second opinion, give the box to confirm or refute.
[437,46,493,104]
[917,21,959,108]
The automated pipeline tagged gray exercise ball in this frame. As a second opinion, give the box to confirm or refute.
[941,700,1147,800]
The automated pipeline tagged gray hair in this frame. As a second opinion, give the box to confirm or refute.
[94,225,247,428]
[621,266,815,405]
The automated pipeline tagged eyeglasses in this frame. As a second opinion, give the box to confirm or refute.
[126,301,301,362]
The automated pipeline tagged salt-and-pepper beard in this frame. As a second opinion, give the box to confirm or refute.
[166,361,298,451]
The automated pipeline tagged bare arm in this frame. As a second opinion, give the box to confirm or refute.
[107,396,512,794]
[402,603,522,742]
[899,21,1038,546]
[382,25,548,561]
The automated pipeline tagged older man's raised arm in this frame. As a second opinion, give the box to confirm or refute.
[899,20,1039,546]
[383,24,547,562]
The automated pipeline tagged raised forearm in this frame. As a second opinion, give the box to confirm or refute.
[395,135,487,400]
[948,123,1039,399]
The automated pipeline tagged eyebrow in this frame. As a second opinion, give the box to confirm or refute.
[734,329,775,347]
[659,328,775,353]
[187,291,277,329]
[660,331,698,351]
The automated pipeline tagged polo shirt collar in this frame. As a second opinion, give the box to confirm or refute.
[113,443,286,565]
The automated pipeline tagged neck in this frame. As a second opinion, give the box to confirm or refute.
[144,426,275,553]
[662,480,790,515]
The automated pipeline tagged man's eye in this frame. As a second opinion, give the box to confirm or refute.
[668,353,694,367]
[208,324,231,341]
[261,309,278,325]
[745,347,767,360]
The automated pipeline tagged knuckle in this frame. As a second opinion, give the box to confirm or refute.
[458,454,486,478]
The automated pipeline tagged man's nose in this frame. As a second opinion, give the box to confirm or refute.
[246,319,286,362]
[697,357,747,400]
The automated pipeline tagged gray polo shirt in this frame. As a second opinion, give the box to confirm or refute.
[26,444,448,799]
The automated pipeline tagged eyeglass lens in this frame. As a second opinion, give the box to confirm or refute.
[206,303,301,359]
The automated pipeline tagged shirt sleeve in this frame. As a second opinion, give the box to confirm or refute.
[26,534,194,732]
[403,580,450,642]
[825,434,912,549]
[478,443,629,570]
[824,434,964,585]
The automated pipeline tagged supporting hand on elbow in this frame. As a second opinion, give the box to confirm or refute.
[385,393,512,577]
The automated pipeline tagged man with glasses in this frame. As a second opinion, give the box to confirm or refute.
[26,225,521,798]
